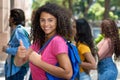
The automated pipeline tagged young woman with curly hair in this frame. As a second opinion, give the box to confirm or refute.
[75,18,97,80]
[97,19,120,80]
[14,3,73,80]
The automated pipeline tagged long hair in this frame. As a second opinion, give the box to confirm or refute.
[10,8,25,26]
[75,18,95,56]
[30,3,72,47]
[101,19,120,59]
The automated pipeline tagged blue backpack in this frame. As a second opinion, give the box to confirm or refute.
[39,36,81,80]
[67,41,81,79]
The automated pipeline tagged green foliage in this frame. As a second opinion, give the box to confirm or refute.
[32,0,47,10]
[32,0,120,20]
[109,11,118,19]
[88,3,104,20]
[32,0,68,10]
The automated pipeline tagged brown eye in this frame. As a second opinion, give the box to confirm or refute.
[40,19,45,23]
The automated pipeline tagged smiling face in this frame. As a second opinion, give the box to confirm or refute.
[40,12,57,37]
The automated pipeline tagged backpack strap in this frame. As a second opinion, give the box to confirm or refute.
[38,35,56,54]
[63,38,81,64]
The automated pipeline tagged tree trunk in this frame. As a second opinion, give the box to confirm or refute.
[68,0,73,14]
[103,0,110,19]
[84,0,93,18]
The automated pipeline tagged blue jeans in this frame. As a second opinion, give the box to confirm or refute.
[5,66,27,80]
[79,72,91,80]
[97,57,118,80]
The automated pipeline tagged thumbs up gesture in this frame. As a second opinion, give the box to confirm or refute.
[17,39,27,58]
[14,40,28,66]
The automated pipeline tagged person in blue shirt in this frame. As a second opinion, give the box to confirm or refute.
[2,8,31,80]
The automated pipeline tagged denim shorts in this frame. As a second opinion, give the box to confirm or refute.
[97,57,118,80]
[79,72,91,80]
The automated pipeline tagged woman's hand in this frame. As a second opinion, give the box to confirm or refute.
[17,40,27,58]
[14,40,27,66]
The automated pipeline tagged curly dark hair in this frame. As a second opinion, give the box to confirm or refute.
[30,2,72,47]
[101,19,120,59]
[75,18,95,56]
[10,8,25,26]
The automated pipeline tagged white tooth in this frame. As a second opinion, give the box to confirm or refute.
[45,28,49,29]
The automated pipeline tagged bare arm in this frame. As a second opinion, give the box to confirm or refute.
[14,40,33,66]
[15,40,72,79]
[97,38,110,60]
[29,52,73,79]
[14,48,33,66]
[80,52,96,70]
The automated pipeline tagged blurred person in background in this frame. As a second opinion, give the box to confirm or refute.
[75,18,97,80]
[2,8,31,80]
[97,19,120,80]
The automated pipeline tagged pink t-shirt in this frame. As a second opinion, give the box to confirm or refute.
[97,38,113,60]
[30,35,68,80]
